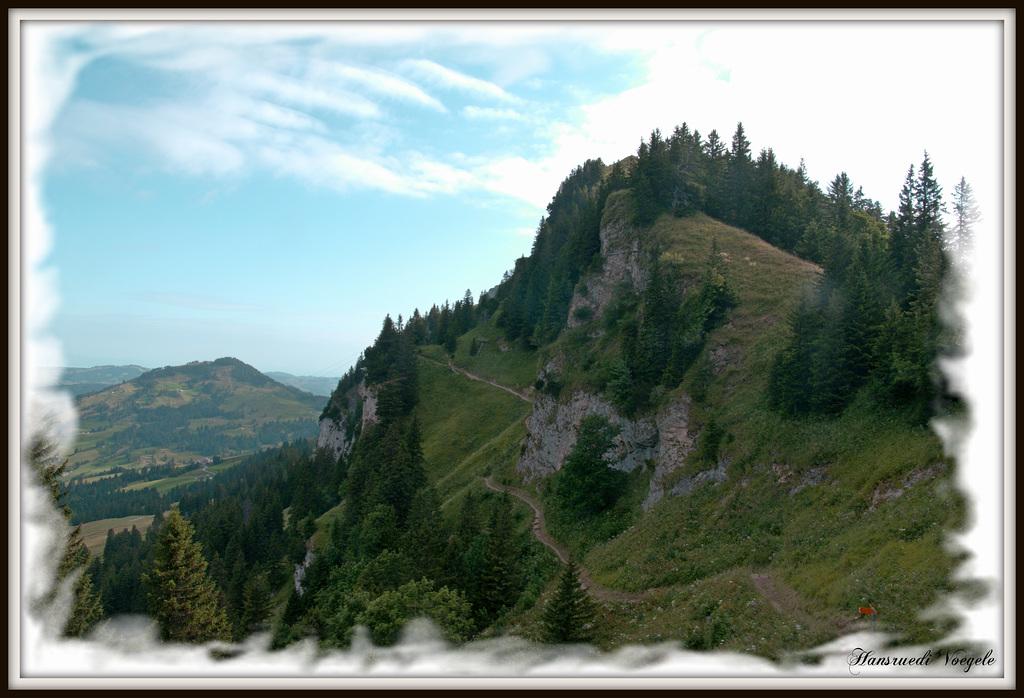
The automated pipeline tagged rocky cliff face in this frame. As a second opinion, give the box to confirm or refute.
[357,379,379,431]
[519,196,726,509]
[642,397,699,510]
[317,377,379,461]
[517,391,657,482]
[516,388,707,511]
[317,416,353,462]
[566,214,647,328]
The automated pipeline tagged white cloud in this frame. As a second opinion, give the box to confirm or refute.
[475,155,566,211]
[245,99,328,133]
[472,21,1003,219]
[238,70,382,119]
[405,152,479,194]
[463,106,524,120]
[310,59,447,112]
[399,58,518,102]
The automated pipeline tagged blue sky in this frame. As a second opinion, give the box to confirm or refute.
[24,17,1004,380]
[14,11,1013,682]
[22,17,999,380]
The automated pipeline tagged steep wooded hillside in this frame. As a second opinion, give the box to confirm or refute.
[56,119,972,654]
[313,147,966,656]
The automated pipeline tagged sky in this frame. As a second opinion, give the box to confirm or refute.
[21,15,1003,380]
[13,9,1012,685]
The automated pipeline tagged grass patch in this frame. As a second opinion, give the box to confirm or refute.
[76,514,158,555]
[454,323,541,394]
[415,356,532,494]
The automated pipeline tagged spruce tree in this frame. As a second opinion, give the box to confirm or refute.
[913,151,945,241]
[142,507,232,643]
[949,176,980,259]
[540,559,596,644]
[726,122,755,228]
[555,414,626,518]
[476,498,519,624]
[702,129,728,219]
[889,164,918,297]
[28,429,103,637]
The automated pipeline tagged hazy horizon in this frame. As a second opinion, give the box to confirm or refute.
[24,17,1002,379]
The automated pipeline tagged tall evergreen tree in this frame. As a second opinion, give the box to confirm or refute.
[475,497,520,624]
[540,559,596,644]
[142,507,232,643]
[726,122,755,229]
[753,148,783,244]
[949,176,980,259]
[702,129,728,219]
[914,151,945,241]
[889,164,918,297]
[28,429,103,637]
[555,414,626,518]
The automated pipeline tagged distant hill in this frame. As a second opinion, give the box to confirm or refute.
[265,372,339,398]
[66,357,325,482]
[54,364,150,397]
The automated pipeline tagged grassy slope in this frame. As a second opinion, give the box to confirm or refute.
[77,514,158,555]
[576,212,964,656]
[401,352,562,625]
[413,354,533,506]
[408,208,966,659]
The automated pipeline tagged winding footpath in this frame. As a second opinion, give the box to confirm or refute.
[416,354,534,403]
[483,477,644,604]
[487,472,856,628]
[425,352,842,626]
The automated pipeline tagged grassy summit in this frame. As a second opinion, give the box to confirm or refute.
[67,357,323,481]
[392,201,966,657]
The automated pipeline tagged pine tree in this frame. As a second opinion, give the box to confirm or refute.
[540,559,596,644]
[475,497,519,624]
[914,151,945,241]
[555,414,626,518]
[142,507,232,643]
[949,176,980,259]
[889,164,918,298]
[28,429,103,637]
[702,129,728,219]
[753,148,783,243]
[726,122,755,228]
[240,570,272,632]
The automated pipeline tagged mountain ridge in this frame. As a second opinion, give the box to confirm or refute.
[66,356,323,484]
[313,174,963,654]
[64,123,970,658]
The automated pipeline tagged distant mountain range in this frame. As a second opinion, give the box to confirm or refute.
[66,357,326,482]
[54,365,150,397]
[264,372,339,398]
[54,364,338,398]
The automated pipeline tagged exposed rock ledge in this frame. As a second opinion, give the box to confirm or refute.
[316,378,378,462]
[516,390,702,510]
[566,215,647,328]
[317,416,353,462]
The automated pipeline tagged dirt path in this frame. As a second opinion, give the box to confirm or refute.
[417,354,533,403]
[448,361,534,403]
[483,477,644,604]
[441,357,841,627]
[485,475,849,622]
[750,572,853,635]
